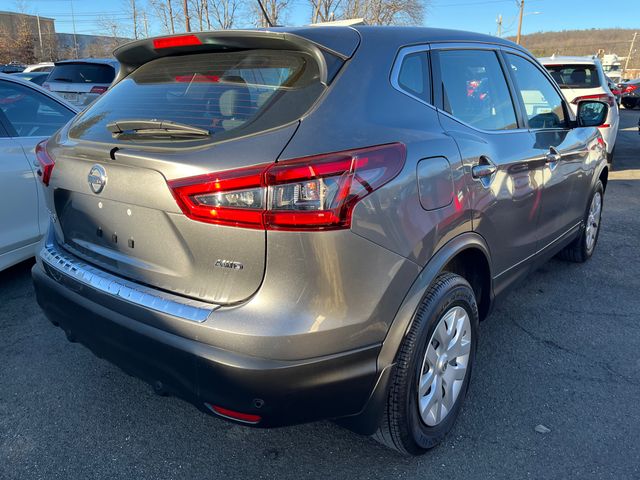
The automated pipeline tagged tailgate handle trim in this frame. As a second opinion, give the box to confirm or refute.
[40,243,216,323]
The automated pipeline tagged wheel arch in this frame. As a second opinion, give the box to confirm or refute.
[337,232,493,435]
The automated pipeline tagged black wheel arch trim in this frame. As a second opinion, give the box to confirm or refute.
[339,232,492,435]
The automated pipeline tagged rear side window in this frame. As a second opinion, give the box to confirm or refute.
[437,49,518,131]
[396,51,431,103]
[544,64,600,89]
[69,50,324,144]
[506,54,566,129]
[49,63,115,84]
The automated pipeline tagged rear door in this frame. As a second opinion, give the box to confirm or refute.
[504,52,592,250]
[432,45,545,292]
[0,79,75,258]
[47,47,332,304]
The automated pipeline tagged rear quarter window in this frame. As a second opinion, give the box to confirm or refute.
[68,50,324,145]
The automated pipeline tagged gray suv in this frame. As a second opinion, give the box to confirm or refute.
[32,27,610,455]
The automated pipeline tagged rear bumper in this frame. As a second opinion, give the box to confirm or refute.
[32,259,382,428]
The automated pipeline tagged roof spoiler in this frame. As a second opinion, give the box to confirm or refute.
[112,28,360,87]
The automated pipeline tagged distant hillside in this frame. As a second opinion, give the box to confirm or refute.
[507,29,639,69]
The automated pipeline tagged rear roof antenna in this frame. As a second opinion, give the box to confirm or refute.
[256,0,275,27]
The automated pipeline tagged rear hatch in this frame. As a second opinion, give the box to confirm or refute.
[543,63,605,114]
[46,31,357,305]
[46,61,116,107]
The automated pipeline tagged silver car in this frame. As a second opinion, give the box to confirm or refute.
[44,58,119,108]
[32,27,609,455]
[0,74,77,271]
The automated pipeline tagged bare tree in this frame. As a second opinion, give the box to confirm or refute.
[150,0,180,33]
[14,15,37,63]
[183,0,191,31]
[310,0,342,23]
[342,0,425,25]
[252,0,290,27]
[210,0,242,29]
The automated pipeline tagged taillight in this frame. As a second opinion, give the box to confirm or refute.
[624,85,638,94]
[168,143,406,231]
[571,94,615,107]
[35,140,55,186]
[89,86,108,94]
[153,34,202,49]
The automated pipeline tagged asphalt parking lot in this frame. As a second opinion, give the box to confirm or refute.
[1,109,639,480]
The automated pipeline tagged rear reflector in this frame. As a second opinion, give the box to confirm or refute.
[35,140,55,186]
[168,143,406,231]
[90,86,108,94]
[153,34,202,49]
[205,403,261,424]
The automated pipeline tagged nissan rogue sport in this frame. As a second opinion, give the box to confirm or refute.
[32,27,610,455]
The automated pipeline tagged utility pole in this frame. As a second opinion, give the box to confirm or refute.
[622,32,637,79]
[516,0,524,45]
[183,0,191,32]
[36,15,43,60]
[70,0,79,57]
[131,0,138,39]
[496,14,502,37]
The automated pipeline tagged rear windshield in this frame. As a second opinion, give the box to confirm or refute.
[544,64,600,89]
[49,63,116,84]
[68,50,324,144]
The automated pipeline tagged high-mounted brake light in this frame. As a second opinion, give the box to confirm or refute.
[35,140,54,186]
[571,93,615,107]
[153,34,202,49]
[168,143,406,231]
[90,86,108,94]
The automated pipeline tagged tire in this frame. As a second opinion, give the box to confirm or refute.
[373,272,479,455]
[557,180,604,263]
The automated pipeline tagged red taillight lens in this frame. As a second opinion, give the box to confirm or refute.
[89,86,108,94]
[168,143,406,231]
[153,34,202,49]
[624,85,638,94]
[35,140,54,186]
[571,94,615,107]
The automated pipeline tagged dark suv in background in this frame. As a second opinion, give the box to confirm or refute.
[32,27,610,455]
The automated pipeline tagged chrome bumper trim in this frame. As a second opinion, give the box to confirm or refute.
[40,243,216,323]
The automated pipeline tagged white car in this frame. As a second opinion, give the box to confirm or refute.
[540,55,619,163]
[0,74,77,271]
[43,58,119,108]
[23,62,54,73]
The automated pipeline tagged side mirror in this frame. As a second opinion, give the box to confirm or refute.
[577,100,609,128]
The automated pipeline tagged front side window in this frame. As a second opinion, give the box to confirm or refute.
[437,49,518,131]
[0,81,74,137]
[507,54,566,129]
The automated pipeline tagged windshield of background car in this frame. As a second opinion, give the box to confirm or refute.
[544,64,600,89]
[49,63,116,84]
[68,49,324,144]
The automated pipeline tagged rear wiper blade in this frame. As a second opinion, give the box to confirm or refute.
[52,77,73,82]
[106,119,210,138]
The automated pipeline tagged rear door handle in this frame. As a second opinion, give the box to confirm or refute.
[472,164,497,178]
[546,148,561,163]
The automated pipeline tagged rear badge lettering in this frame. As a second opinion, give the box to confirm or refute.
[215,259,244,271]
